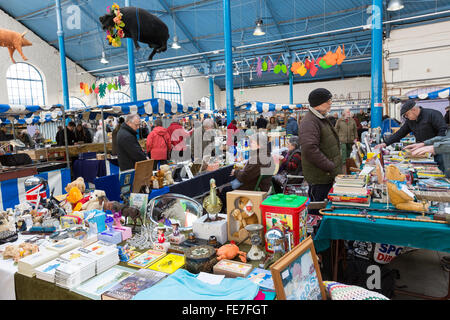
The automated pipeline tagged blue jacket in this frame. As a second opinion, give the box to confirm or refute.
[286,117,299,136]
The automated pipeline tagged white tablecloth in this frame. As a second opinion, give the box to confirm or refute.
[0,234,34,300]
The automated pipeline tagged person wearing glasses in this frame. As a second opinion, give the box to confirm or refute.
[376,100,447,150]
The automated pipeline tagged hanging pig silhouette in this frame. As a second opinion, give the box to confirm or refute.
[0,29,32,64]
[99,6,169,61]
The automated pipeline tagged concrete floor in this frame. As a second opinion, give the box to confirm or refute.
[389,249,449,300]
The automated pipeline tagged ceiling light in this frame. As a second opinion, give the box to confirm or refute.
[387,0,404,11]
[253,19,265,36]
[171,36,181,49]
[100,51,109,64]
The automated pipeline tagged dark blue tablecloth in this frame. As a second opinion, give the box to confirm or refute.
[169,164,234,198]
[73,159,120,184]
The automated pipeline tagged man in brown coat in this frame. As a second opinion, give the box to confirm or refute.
[335,109,358,164]
[298,88,342,210]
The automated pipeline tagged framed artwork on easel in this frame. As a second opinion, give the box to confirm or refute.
[270,236,326,300]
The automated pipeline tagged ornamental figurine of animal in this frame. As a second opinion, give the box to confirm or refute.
[216,241,247,263]
[0,29,32,64]
[99,5,169,60]
[122,205,142,230]
[203,178,222,220]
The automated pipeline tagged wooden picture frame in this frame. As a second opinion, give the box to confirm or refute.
[270,236,326,300]
[132,159,154,193]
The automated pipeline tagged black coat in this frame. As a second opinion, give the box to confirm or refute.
[384,107,447,146]
[117,123,147,171]
[256,117,268,129]
[56,129,76,146]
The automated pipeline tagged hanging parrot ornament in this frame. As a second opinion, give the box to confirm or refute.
[256,57,262,77]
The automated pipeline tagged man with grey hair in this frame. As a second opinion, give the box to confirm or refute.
[117,114,147,171]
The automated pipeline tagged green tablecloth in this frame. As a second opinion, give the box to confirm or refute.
[313,202,450,253]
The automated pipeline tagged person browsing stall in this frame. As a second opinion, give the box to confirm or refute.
[146,118,171,167]
[335,108,358,164]
[117,114,147,171]
[299,88,342,206]
[376,100,447,149]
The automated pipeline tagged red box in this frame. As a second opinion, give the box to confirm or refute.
[260,194,309,253]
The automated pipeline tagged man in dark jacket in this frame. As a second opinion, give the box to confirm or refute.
[299,88,342,209]
[376,100,447,148]
[112,117,124,156]
[256,115,268,129]
[56,122,76,146]
[286,116,299,136]
[117,114,147,171]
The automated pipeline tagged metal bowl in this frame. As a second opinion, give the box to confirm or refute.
[146,193,203,232]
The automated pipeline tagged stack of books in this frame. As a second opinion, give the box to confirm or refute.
[328,175,371,207]
[417,177,450,191]
[45,238,83,255]
[35,258,69,283]
[101,269,168,300]
[17,249,59,277]
[54,252,97,289]
[83,241,119,274]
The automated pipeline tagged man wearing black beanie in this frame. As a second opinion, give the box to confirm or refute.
[299,88,342,209]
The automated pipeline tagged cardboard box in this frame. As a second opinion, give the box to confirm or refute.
[213,259,253,278]
[226,190,267,244]
[98,229,122,244]
[192,213,227,245]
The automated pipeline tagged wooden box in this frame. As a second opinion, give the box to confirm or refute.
[226,190,267,244]
[213,259,253,278]
[22,148,47,161]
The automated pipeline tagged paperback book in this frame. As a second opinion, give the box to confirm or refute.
[101,269,168,300]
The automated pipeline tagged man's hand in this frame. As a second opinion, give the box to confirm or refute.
[375,143,386,149]
[404,142,424,151]
[412,145,435,156]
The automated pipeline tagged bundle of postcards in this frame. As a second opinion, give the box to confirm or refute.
[17,249,59,278]
[54,249,97,289]
[417,177,450,191]
[83,241,120,274]
[328,174,371,207]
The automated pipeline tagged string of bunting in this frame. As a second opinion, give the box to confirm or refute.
[254,45,346,78]
[80,75,127,98]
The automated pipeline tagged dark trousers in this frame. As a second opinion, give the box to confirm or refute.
[308,183,333,215]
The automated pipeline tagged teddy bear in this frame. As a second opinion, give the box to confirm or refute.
[65,177,86,194]
[0,211,11,232]
[81,190,107,212]
[385,165,428,212]
[65,187,86,212]
[231,196,259,241]
[159,165,174,186]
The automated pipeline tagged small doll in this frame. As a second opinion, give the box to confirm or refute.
[157,225,166,243]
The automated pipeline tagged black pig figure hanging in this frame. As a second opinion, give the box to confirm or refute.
[99,4,169,60]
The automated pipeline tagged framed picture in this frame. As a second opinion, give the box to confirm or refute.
[270,236,326,300]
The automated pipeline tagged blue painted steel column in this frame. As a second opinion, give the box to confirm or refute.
[370,0,383,129]
[126,0,137,101]
[223,0,234,125]
[55,0,70,111]
[209,76,215,111]
[289,71,294,104]
[148,71,155,98]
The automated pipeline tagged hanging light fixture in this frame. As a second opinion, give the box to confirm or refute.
[253,19,265,36]
[171,36,181,49]
[387,0,404,11]
[100,50,109,64]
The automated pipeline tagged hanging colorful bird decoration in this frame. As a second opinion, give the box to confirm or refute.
[256,57,263,78]
[79,76,125,97]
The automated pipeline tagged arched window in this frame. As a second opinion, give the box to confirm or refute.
[69,97,87,109]
[104,92,131,105]
[156,79,182,104]
[6,63,45,105]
